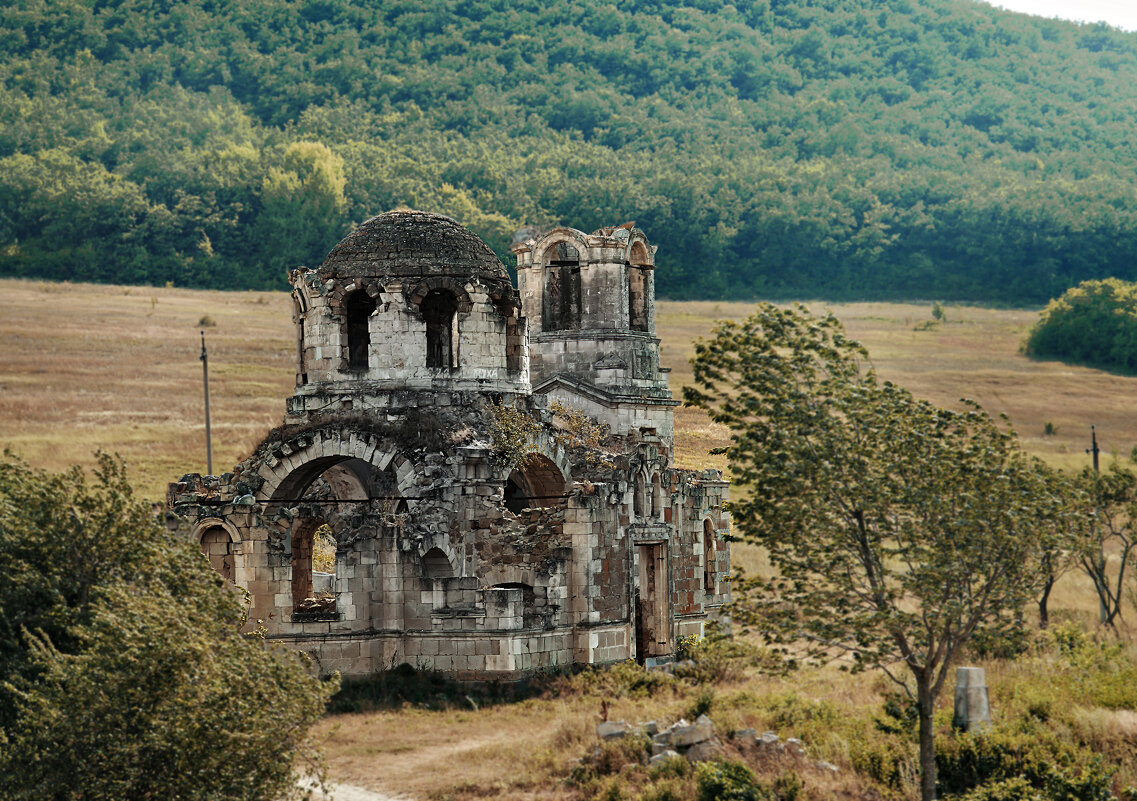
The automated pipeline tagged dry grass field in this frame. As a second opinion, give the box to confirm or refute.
[3,280,1134,500]
[4,279,1137,799]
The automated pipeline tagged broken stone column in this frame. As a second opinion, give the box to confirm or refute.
[953,666,992,731]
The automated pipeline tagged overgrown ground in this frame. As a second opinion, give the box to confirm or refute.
[4,279,1137,799]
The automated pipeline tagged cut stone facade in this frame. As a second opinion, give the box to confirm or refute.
[167,210,730,679]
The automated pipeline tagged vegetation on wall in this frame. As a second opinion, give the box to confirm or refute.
[1024,279,1137,372]
[2,0,1137,301]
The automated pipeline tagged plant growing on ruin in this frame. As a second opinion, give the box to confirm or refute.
[487,400,541,467]
[549,400,613,469]
[685,304,1077,801]
[0,452,335,800]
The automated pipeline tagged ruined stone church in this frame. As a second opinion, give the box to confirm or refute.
[168,210,730,678]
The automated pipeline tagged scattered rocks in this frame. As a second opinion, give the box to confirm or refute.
[649,749,681,767]
[597,720,635,741]
[593,715,838,773]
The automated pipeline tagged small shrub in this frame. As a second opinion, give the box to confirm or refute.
[954,776,1045,801]
[649,754,690,781]
[638,777,688,801]
[198,314,217,327]
[772,772,803,801]
[932,301,946,322]
[936,726,1114,801]
[686,688,715,720]
[1130,444,1137,463]
[695,760,771,801]
[1043,421,1058,436]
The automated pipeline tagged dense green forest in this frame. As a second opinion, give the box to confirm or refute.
[3,0,1137,301]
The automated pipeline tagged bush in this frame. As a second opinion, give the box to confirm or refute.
[1024,279,1137,373]
[936,727,1114,801]
[695,760,771,801]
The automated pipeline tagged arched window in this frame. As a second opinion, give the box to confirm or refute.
[291,519,319,609]
[423,547,454,580]
[423,290,458,369]
[628,267,648,332]
[703,519,716,593]
[346,290,376,370]
[543,242,581,332]
[199,526,233,581]
[651,472,663,520]
[293,293,308,385]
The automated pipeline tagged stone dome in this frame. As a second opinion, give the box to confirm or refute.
[318,210,512,290]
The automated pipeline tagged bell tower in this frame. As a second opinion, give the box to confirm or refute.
[513,223,678,440]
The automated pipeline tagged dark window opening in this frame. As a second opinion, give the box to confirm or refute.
[628,266,648,332]
[423,547,454,580]
[346,291,376,370]
[423,290,458,369]
[494,582,540,628]
[703,519,716,593]
[504,456,566,514]
[504,475,527,514]
[542,242,581,331]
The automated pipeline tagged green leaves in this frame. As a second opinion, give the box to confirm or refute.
[687,303,1074,681]
[0,453,335,800]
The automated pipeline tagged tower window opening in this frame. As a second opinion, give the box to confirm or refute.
[542,242,581,331]
[346,290,377,370]
[423,290,459,369]
[628,266,648,332]
[703,518,716,592]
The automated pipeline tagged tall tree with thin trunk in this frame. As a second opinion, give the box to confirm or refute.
[1077,465,1137,629]
[684,304,1075,801]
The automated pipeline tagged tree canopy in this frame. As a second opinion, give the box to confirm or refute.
[2,0,1137,302]
[1024,278,1137,372]
[684,303,1078,800]
[0,453,334,800]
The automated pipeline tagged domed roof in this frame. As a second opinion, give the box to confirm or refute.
[318,210,511,287]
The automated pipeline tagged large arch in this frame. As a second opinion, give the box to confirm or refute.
[504,454,568,513]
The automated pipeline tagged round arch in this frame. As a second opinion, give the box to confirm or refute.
[254,429,409,503]
[531,228,590,266]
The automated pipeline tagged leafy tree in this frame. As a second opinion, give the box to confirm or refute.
[0,453,334,800]
[685,304,1076,801]
[1024,279,1137,373]
[1075,464,1137,629]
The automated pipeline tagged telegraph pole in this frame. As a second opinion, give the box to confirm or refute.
[1086,424,1100,474]
[201,330,213,476]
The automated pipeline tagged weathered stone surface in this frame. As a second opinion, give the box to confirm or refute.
[597,721,634,741]
[684,738,724,763]
[785,738,806,757]
[165,213,733,681]
[953,666,993,732]
[734,728,758,747]
[671,714,714,747]
[649,749,682,767]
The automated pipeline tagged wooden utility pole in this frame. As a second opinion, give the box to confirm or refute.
[201,330,213,476]
[1087,424,1100,474]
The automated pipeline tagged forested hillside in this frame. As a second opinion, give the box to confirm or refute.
[3,0,1137,301]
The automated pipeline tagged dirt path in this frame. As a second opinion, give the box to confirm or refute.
[301,777,412,801]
